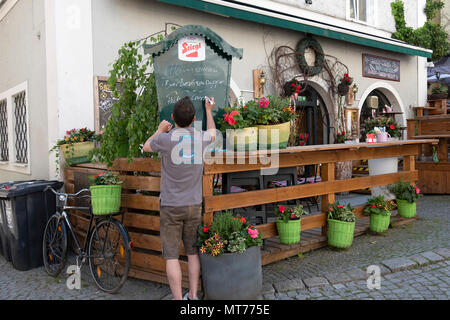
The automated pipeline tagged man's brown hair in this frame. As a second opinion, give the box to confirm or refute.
[173,96,195,128]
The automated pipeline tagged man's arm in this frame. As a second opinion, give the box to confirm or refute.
[143,120,173,153]
[205,96,216,142]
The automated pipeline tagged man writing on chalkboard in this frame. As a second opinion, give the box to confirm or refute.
[143,96,216,300]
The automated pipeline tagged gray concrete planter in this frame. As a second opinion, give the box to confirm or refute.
[199,245,262,300]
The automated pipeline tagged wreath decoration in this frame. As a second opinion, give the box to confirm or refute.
[296,37,324,77]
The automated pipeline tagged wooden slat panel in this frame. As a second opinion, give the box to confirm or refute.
[121,194,160,211]
[204,171,418,212]
[123,212,160,231]
[130,251,188,273]
[120,175,160,192]
[111,158,161,172]
[128,231,185,255]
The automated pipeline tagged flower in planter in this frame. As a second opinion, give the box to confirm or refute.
[341,73,353,86]
[388,179,422,203]
[363,195,393,216]
[335,130,349,144]
[275,204,307,223]
[297,133,309,146]
[259,97,270,108]
[284,79,303,96]
[327,202,356,222]
[255,95,297,125]
[196,211,262,256]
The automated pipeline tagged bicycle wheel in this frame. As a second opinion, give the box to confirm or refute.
[88,218,131,293]
[42,214,68,277]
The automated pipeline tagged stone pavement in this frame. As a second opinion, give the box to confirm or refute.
[263,248,450,300]
[0,195,448,300]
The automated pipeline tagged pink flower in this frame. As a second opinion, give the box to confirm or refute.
[279,205,285,213]
[248,228,259,239]
[414,186,421,194]
[259,97,269,108]
[291,214,295,219]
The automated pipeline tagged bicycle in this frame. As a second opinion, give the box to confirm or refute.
[42,186,132,294]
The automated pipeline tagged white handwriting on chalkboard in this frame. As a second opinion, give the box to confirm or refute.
[167,65,219,76]
[163,78,225,89]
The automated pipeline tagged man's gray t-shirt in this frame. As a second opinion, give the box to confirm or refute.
[150,127,212,207]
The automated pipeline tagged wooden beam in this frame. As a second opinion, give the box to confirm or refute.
[204,171,418,212]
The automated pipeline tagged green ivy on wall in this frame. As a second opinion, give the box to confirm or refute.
[391,0,450,61]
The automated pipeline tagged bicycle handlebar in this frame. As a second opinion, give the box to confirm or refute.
[45,186,90,198]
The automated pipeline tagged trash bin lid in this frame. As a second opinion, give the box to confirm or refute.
[0,180,64,198]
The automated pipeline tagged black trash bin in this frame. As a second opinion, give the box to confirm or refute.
[0,180,64,271]
[0,181,24,262]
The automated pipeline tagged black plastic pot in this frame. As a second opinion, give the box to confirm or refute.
[199,245,262,300]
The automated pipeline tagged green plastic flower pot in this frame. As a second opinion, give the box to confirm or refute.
[327,219,355,249]
[90,185,122,215]
[396,199,417,218]
[369,213,391,233]
[60,141,94,165]
[276,219,301,244]
[257,122,291,150]
[226,127,258,151]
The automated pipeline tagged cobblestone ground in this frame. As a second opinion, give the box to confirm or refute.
[266,260,450,300]
[0,195,448,300]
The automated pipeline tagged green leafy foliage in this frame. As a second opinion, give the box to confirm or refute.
[88,171,123,186]
[362,117,402,138]
[256,95,296,125]
[391,0,450,61]
[388,179,423,203]
[363,195,393,216]
[327,202,356,222]
[93,37,161,167]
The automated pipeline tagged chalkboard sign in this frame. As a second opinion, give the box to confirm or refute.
[153,41,230,129]
[93,76,122,132]
[362,54,400,82]
[144,25,243,130]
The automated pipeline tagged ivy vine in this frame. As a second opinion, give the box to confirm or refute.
[93,25,179,167]
[391,0,449,61]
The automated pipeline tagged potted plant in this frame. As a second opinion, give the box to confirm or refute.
[327,202,356,249]
[255,95,297,150]
[89,171,123,215]
[363,195,393,233]
[196,211,263,300]
[218,101,258,151]
[275,204,306,244]
[388,180,422,218]
[430,84,448,100]
[338,73,353,96]
[50,128,97,173]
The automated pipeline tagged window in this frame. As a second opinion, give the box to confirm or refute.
[0,81,30,174]
[349,0,367,22]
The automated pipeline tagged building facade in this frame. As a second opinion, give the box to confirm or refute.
[0,0,432,181]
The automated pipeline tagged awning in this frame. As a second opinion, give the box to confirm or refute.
[157,0,433,59]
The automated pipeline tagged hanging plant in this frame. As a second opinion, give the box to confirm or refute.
[296,37,325,76]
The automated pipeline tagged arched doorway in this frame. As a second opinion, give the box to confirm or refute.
[358,82,407,140]
[294,84,331,146]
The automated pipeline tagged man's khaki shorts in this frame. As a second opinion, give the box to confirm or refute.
[159,204,202,260]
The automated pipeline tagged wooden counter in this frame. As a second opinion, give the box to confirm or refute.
[64,139,437,287]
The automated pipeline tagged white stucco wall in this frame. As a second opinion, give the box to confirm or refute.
[45,0,94,180]
[0,0,48,181]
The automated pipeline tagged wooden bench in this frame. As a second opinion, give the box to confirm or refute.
[413,99,448,117]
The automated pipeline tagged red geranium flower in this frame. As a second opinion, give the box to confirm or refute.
[279,205,285,213]
[390,124,395,130]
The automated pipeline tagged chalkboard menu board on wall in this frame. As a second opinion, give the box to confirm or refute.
[153,42,230,130]
[144,25,243,131]
[362,54,400,82]
[93,76,122,133]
